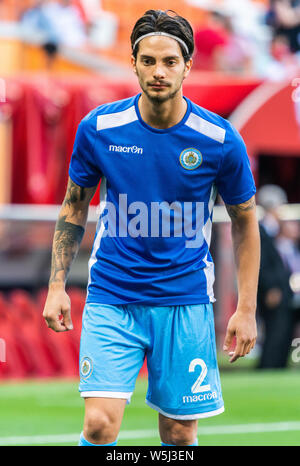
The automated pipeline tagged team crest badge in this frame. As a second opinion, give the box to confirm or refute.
[179,148,202,170]
[80,357,93,379]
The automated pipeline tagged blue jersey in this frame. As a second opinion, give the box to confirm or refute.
[69,93,256,305]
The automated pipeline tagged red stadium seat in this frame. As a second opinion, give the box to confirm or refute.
[37,288,81,377]
[0,293,29,379]
[8,290,58,377]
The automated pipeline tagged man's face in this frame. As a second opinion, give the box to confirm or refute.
[132,36,192,104]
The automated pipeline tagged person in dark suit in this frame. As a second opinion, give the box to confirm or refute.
[257,185,294,368]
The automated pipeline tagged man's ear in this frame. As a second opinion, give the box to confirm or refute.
[183,58,193,79]
[131,55,137,74]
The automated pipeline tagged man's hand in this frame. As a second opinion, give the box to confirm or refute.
[43,288,73,332]
[223,311,257,363]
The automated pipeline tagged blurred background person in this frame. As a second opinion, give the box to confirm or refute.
[19,0,87,68]
[211,11,255,74]
[20,0,60,67]
[193,10,255,74]
[187,0,278,76]
[256,185,295,369]
[263,34,299,79]
[262,0,300,78]
[78,0,118,49]
[266,0,300,54]
[193,10,229,71]
[276,219,300,313]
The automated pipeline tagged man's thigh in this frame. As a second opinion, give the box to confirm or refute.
[79,303,147,400]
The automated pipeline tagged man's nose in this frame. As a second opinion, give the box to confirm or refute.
[153,63,166,80]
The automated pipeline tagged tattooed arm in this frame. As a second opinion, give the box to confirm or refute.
[43,177,98,332]
[222,195,260,362]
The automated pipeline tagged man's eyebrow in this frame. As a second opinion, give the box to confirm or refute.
[164,55,181,60]
[139,54,181,60]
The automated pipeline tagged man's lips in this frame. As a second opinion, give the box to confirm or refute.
[149,83,169,89]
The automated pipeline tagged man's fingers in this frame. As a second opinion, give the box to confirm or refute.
[223,328,235,352]
[245,340,254,357]
[244,338,256,358]
[229,337,256,363]
[61,308,73,330]
[229,339,245,363]
[43,308,72,332]
[44,313,68,332]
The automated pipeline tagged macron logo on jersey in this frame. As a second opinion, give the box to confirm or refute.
[109,145,143,155]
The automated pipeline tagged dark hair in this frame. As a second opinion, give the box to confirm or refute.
[131,10,194,62]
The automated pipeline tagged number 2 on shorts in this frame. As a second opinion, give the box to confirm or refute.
[189,358,211,394]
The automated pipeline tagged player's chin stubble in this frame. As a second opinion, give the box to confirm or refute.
[144,87,180,104]
[136,71,184,104]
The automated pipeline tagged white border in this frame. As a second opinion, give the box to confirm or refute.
[146,399,224,420]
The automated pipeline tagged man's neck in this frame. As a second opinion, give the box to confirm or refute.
[138,92,187,129]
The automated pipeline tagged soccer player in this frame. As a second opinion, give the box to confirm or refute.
[43,10,260,446]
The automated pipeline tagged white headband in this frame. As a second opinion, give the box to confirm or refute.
[133,32,190,56]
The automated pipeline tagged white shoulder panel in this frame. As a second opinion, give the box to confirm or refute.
[97,105,138,131]
[185,112,226,144]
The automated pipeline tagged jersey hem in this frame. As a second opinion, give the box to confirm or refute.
[79,390,133,405]
[80,390,133,399]
[85,294,213,306]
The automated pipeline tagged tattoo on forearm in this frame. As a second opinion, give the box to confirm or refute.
[226,197,255,219]
[63,179,87,208]
[49,215,85,285]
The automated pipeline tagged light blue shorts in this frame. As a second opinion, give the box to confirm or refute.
[79,303,224,420]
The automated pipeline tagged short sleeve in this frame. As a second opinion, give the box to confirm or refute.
[216,122,256,205]
[69,115,102,188]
